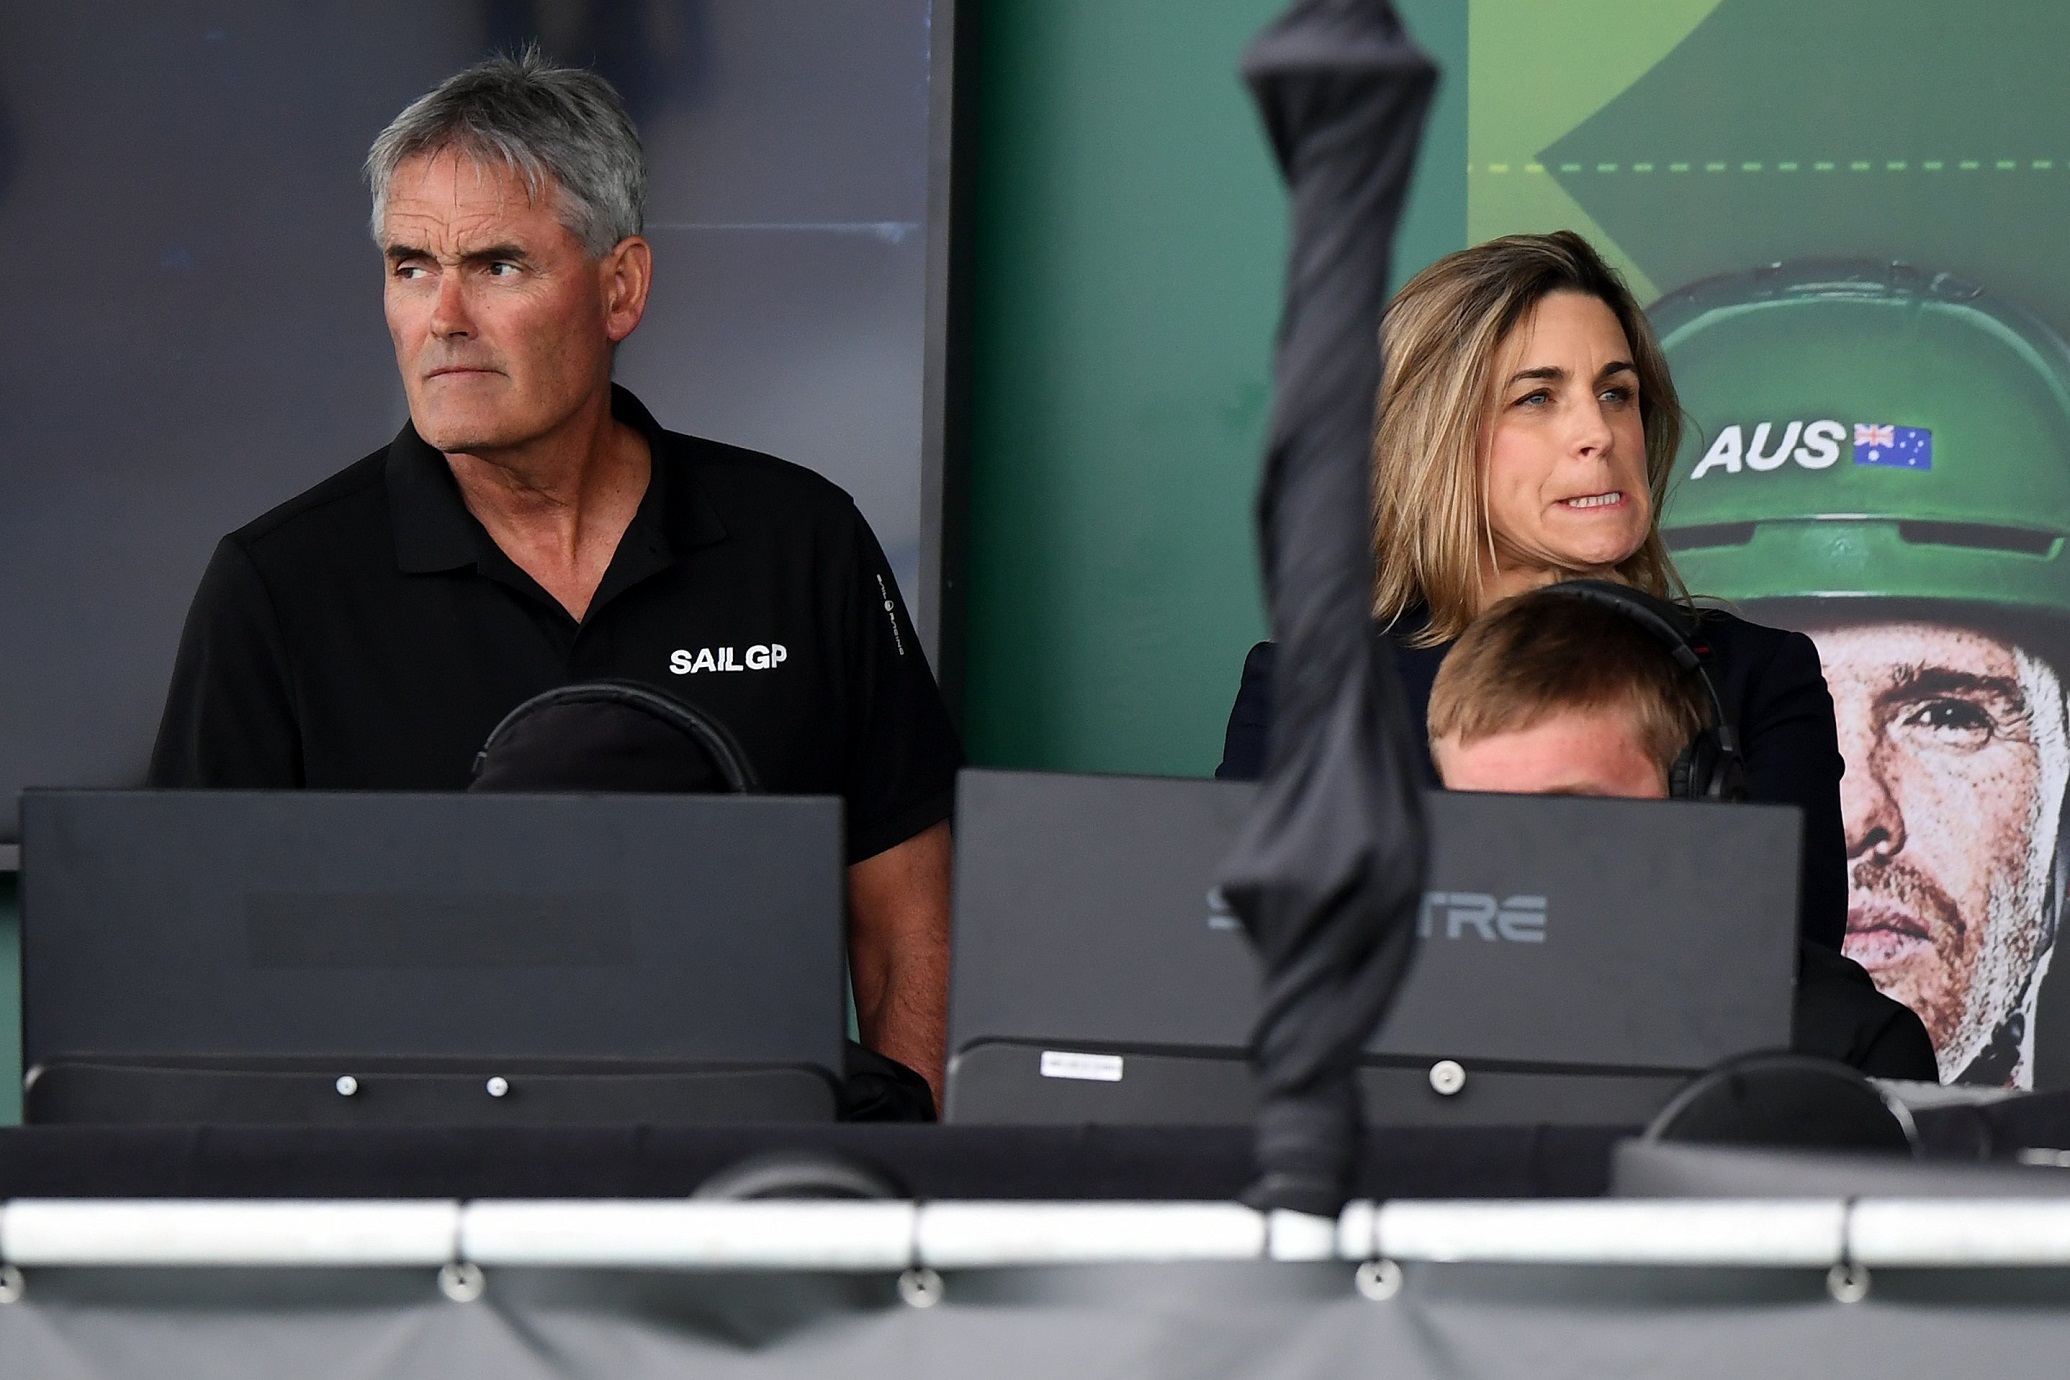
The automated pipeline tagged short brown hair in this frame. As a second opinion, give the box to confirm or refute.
[1427,589,1708,776]
[1372,231,1688,645]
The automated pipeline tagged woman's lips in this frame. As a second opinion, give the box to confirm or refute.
[1557,491,1624,510]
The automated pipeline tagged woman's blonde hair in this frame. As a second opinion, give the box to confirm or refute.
[1372,231,1687,645]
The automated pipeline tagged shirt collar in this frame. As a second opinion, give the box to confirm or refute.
[385,385,727,578]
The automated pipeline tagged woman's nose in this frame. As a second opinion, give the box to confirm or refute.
[1570,399,1614,457]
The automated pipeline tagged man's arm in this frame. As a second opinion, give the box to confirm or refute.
[846,819,952,1106]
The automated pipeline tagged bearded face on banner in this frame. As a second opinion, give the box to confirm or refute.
[1805,621,2069,1081]
[1657,262,2070,1088]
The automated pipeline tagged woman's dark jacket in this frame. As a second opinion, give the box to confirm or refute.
[1215,607,1850,953]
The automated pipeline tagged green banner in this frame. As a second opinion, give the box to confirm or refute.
[1473,0,2070,1087]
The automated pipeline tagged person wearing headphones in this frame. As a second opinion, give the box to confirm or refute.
[1217,230,1849,953]
[1429,583,1937,1080]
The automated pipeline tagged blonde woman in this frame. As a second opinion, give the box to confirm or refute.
[1216,231,1848,952]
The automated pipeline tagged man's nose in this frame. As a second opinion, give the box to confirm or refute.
[1840,727,1905,863]
[428,271,473,339]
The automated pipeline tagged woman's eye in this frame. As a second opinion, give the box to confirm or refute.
[1514,390,1550,407]
[1600,385,1634,404]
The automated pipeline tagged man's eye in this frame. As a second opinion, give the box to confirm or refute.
[487,261,520,277]
[394,263,428,279]
[1897,697,1996,746]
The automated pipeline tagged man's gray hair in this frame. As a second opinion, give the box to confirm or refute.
[366,49,645,257]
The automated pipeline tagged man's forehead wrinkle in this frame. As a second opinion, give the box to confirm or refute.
[382,199,553,263]
[390,157,564,245]
[435,178,518,223]
[387,157,591,269]
[409,143,553,210]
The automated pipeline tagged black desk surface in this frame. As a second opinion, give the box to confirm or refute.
[0,1092,2061,1201]
[0,1123,1624,1200]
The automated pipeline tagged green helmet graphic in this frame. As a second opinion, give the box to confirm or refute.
[1656,261,2070,644]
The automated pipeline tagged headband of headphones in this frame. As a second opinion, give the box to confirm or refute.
[472,679,762,793]
[1533,579,1746,801]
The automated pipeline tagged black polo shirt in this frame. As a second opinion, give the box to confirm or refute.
[149,387,961,863]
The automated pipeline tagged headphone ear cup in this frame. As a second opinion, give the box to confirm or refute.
[1716,749,1748,802]
[1668,745,1698,801]
[1682,731,1746,801]
[1671,733,1725,800]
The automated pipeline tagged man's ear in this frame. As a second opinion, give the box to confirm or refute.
[601,235,653,343]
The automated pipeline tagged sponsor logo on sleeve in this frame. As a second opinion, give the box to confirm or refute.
[876,574,907,657]
[1689,419,1932,478]
[670,644,788,675]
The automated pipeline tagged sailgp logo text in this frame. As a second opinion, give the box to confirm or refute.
[670,645,788,675]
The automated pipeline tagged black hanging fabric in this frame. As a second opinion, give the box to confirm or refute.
[1219,0,1437,1217]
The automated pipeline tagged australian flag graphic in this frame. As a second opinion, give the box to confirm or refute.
[1853,423,1932,470]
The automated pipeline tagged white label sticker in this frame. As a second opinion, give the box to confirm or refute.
[1039,1050,1124,1082]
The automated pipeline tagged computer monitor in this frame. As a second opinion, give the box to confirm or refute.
[946,769,1800,1126]
[20,790,847,1124]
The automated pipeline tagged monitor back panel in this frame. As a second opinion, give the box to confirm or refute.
[949,770,1799,1073]
[21,791,846,1076]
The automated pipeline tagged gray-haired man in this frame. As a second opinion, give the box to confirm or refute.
[151,53,962,1101]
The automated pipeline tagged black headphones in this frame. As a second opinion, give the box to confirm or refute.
[1535,579,1746,802]
[471,680,761,793]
